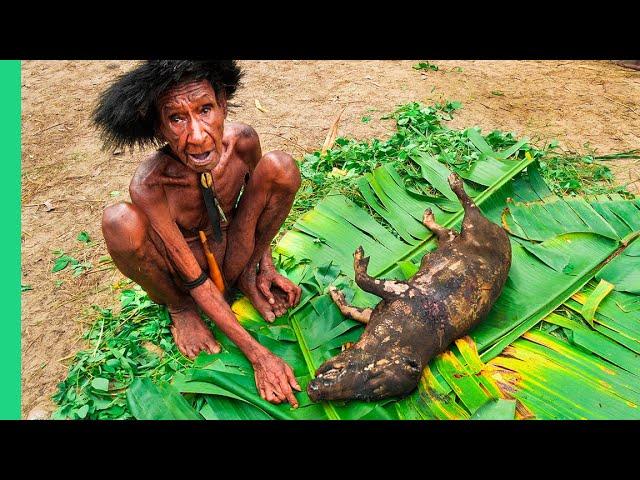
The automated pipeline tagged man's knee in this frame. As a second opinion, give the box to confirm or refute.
[260,151,301,194]
[102,202,149,254]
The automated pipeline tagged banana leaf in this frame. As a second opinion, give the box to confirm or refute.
[127,149,640,419]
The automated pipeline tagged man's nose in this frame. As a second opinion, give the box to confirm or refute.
[187,117,206,144]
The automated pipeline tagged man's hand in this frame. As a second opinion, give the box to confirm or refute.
[252,351,301,408]
[256,267,302,314]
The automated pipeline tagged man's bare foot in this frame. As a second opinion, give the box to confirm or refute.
[168,305,221,359]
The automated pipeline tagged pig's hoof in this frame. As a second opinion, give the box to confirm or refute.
[448,172,463,187]
[423,208,434,223]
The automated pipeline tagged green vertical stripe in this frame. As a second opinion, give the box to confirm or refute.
[0,60,21,419]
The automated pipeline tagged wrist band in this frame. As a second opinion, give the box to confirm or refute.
[183,271,209,290]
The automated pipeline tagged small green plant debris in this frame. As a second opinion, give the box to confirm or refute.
[491,90,505,96]
[52,250,93,277]
[52,287,189,420]
[538,148,639,196]
[361,116,371,123]
[413,61,439,72]
[76,231,91,243]
[21,284,33,292]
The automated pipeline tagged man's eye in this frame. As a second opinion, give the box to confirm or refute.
[201,105,212,114]
[169,114,182,123]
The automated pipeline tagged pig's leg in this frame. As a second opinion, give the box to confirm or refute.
[448,173,486,236]
[353,246,410,301]
[328,286,372,324]
[423,208,457,243]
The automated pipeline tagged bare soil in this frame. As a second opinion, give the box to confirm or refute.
[20,60,640,418]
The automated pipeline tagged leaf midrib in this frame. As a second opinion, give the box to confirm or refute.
[372,155,537,277]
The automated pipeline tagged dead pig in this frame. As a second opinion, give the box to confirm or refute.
[307,173,511,402]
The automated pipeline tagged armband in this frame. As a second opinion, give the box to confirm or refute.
[183,271,209,290]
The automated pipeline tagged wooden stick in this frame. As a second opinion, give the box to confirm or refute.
[321,106,347,154]
[199,230,225,294]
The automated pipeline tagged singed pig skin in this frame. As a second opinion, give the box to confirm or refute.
[307,173,511,402]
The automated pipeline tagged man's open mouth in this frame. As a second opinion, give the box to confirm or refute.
[187,150,213,165]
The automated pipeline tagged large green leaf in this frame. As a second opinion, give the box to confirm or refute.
[488,326,640,419]
[273,157,640,420]
[126,148,639,420]
[127,378,202,420]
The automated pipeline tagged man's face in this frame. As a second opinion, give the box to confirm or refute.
[156,79,226,173]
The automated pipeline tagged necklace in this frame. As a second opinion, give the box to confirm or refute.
[200,172,227,243]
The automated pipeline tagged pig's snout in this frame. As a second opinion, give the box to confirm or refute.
[307,350,423,402]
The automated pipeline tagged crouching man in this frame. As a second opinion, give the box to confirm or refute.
[94,61,302,407]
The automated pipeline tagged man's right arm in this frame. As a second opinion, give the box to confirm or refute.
[130,181,300,406]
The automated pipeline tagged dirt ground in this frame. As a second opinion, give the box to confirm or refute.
[20,60,640,418]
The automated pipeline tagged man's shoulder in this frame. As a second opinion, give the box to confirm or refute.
[225,121,259,141]
[130,149,172,191]
[224,122,261,166]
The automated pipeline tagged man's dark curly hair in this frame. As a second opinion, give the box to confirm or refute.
[93,60,243,151]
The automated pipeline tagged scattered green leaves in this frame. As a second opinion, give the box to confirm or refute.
[289,101,633,234]
[21,283,33,292]
[413,61,439,72]
[52,287,189,420]
[52,250,92,276]
[538,148,639,197]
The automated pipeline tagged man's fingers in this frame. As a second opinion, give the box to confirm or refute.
[265,390,277,403]
[268,387,283,404]
[286,289,295,307]
[277,377,299,408]
[262,377,285,404]
[272,383,287,402]
[285,389,299,408]
[257,279,275,305]
[280,283,295,307]
[284,365,301,391]
[274,276,296,307]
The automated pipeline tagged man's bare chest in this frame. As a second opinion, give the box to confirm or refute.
[164,156,250,231]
